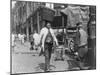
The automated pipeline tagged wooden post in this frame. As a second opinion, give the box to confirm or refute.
[31,17,33,33]
[26,2,29,41]
[26,22,29,41]
[37,12,40,33]
[62,16,65,43]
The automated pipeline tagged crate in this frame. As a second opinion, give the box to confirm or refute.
[54,46,64,61]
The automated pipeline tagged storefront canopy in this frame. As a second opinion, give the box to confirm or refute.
[60,6,89,27]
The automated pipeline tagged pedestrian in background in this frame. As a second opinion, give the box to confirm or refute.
[21,33,25,44]
[11,32,18,52]
[18,33,24,44]
[33,30,40,51]
[12,33,16,48]
[30,33,34,50]
[18,33,21,42]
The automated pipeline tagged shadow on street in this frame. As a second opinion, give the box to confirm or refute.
[35,63,56,72]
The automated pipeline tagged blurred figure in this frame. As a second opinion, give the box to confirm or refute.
[18,33,25,44]
[33,30,40,51]
[30,33,34,50]
[12,33,15,47]
[21,33,25,44]
[12,33,16,52]
[18,33,21,41]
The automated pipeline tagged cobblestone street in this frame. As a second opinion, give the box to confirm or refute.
[11,41,79,74]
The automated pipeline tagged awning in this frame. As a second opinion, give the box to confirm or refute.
[60,6,89,27]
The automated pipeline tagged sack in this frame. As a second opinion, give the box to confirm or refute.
[45,29,53,43]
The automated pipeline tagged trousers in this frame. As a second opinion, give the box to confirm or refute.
[44,42,53,71]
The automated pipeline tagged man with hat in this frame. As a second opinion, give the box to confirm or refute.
[76,22,89,70]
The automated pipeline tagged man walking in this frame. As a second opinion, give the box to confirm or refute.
[39,21,58,72]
